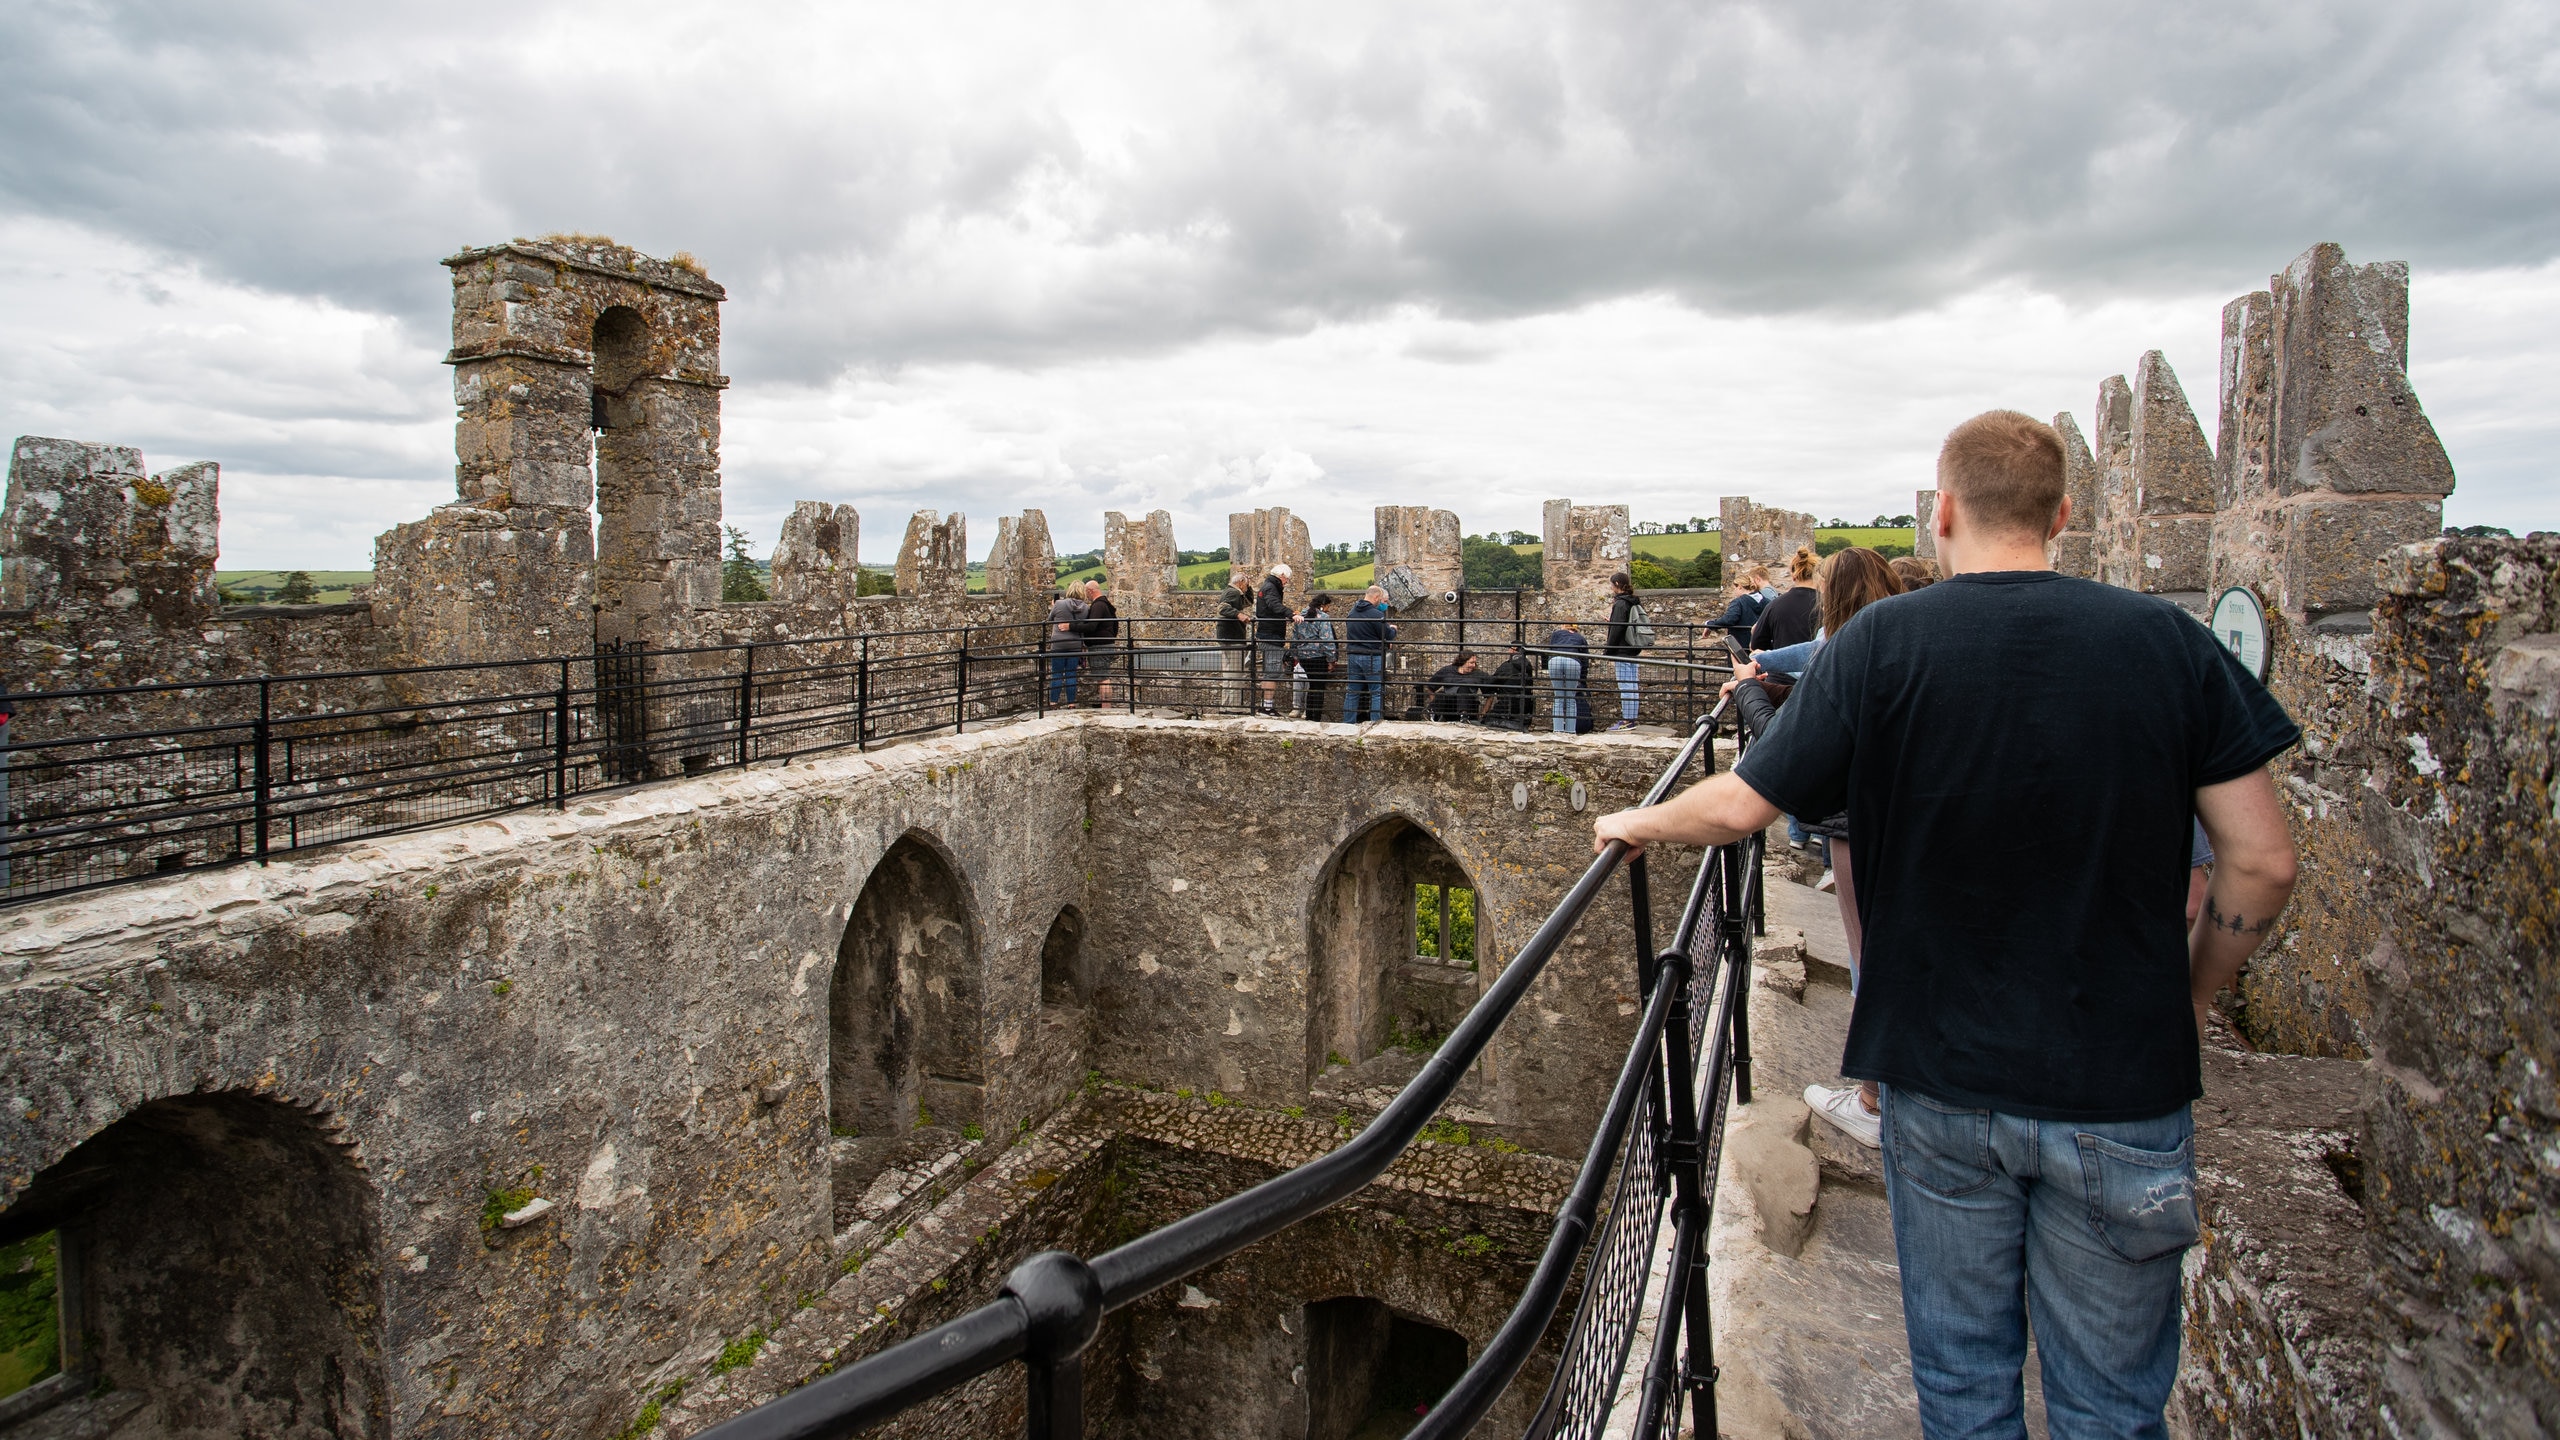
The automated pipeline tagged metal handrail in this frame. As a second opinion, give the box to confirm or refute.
[0,613,1737,905]
[695,696,1757,1440]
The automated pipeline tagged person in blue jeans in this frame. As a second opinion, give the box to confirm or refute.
[1044,587,1087,706]
[1543,623,1589,733]
[1340,585,1396,723]
[1590,410,2301,1438]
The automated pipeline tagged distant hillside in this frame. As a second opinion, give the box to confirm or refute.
[215,570,372,605]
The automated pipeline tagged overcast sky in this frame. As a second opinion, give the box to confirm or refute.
[2,0,2553,569]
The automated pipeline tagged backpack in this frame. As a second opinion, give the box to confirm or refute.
[1628,602,1656,650]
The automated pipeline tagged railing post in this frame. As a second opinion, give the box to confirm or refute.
[1628,852,1659,996]
[252,678,272,862]
[554,659,571,808]
[1003,1251,1102,1440]
[1725,842,1757,1105]
[856,637,870,751]
[957,625,971,734]
[737,644,756,768]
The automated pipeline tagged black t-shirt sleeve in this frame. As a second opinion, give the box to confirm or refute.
[1730,635,1858,819]
[2189,627,2303,785]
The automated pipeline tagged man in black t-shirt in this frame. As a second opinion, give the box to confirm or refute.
[1592,411,2299,1438]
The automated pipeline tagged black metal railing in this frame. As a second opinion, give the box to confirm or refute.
[0,613,1735,904]
[694,697,1761,1440]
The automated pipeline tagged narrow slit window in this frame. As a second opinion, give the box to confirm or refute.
[1413,885,1476,966]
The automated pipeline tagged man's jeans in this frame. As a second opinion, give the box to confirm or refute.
[1341,653,1385,722]
[1547,655,1580,732]
[1047,652,1081,706]
[1880,1086,2197,1440]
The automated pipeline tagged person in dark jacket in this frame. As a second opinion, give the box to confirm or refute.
[1707,566,1776,654]
[1603,571,1643,730]
[1341,586,1397,723]
[1215,572,1254,710]
[1079,580,1119,707]
[1424,653,1486,723]
[1750,547,1822,651]
[1486,644,1538,729]
[1254,565,1294,715]
[1292,594,1337,721]
[1543,624,1591,734]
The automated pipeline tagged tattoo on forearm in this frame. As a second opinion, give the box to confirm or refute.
[2203,895,2278,938]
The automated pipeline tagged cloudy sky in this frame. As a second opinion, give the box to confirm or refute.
[2,0,2553,569]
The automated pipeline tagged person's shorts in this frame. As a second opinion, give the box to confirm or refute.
[1084,644,1120,666]
[1257,641,1289,679]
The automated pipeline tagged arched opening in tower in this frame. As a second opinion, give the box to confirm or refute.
[1039,904,1090,1009]
[1303,1297,1470,1440]
[0,1092,386,1436]
[589,303,656,646]
[828,834,985,1229]
[1306,816,1486,1091]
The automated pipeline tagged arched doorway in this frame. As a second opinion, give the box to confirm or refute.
[0,1092,385,1436]
[1306,817,1485,1088]
[1303,1297,1470,1440]
[829,834,984,1141]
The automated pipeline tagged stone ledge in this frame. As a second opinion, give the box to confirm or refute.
[2171,1020,2376,1438]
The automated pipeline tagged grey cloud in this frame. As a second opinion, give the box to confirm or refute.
[3,0,2554,388]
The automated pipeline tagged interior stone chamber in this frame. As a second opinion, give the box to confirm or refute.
[0,235,2548,1438]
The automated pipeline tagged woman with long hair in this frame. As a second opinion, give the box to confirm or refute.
[1749,545,1822,651]
[1751,545,1903,1149]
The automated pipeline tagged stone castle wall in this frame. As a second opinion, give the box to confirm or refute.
[0,716,1682,1437]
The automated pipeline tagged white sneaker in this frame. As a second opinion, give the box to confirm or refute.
[1815,868,1836,892]
[1805,1083,1881,1149]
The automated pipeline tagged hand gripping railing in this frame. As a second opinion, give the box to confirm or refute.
[698,695,1759,1440]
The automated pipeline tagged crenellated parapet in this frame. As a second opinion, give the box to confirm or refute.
[896,510,969,600]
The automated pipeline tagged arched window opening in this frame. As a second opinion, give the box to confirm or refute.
[1040,906,1089,1009]
[0,1093,385,1436]
[588,305,651,432]
[1307,818,1487,1088]
[828,835,984,1229]
[1303,1297,1469,1440]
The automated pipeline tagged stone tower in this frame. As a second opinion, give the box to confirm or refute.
[371,237,729,663]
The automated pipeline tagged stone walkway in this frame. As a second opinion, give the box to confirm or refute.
[1629,869,2051,1440]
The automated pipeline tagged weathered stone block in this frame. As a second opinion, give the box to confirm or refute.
[1374,506,1462,600]
[1230,507,1314,609]
[1718,497,1815,583]
[2049,530,2095,579]
[2094,374,2136,587]
[1914,490,1937,562]
[2269,244,2454,497]
[2131,350,2215,517]
[2281,496,2442,614]
[2134,513,2213,593]
[2216,290,2275,513]
[2051,413,2099,577]
[1543,499,1632,613]
[985,510,1057,621]
[771,501,859,607]
[896,510,968,599]
[3,436,219,625]
[1104,510,1178,616]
